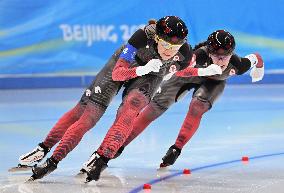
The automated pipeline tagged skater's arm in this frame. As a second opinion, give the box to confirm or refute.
[230,54,252,75]
[175,55,199,77]
[112,57,139,81]
[175,45,221,77]
[231,53,264,82]
[174,44,199,77]
[175,57,222,77]
[112,29,148,81]
[176,48,225,77]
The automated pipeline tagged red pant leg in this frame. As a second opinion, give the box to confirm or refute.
[52,102,106,161]
[43,103,85,148]
[175,98,210,149]
[123,101,166,147]
[97,90,149,158]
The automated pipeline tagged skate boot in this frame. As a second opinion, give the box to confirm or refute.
[19,143,50,166]
[113,146,125,159]
[85,152,108,182]
[78,151,98,175]
[9,143,50,172]
[28,157,58,181]
[160,145,181,168]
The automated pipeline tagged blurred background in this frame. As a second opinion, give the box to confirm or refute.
[0,0,283,88]
[1,1,284,192]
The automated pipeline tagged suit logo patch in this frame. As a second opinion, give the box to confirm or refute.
[169,65,177,73]
[229,69,236,76]
[173,55,180,61]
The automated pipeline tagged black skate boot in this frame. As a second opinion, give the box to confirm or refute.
[28,157,58,181]
[78,151,98,175]
[79,147,124,176]
[113,146,125,159]
[85,152,108,182]
[160,145,181,168]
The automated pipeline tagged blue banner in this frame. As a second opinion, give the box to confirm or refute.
[0,0,283,77]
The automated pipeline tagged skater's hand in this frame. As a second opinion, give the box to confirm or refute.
[250,66,264,82]
[246,53,264,82]
[198,64,222,76]
[136,59,163,76]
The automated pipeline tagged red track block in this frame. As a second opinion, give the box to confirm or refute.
[143,184,151,189]
[242,156,249,162]
[183,169,191,174]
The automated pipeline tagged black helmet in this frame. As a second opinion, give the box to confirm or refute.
[207,30,235,55]
[156,16,188,44]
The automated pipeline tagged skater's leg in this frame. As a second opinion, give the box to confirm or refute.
[174,80,226,149]
[86,90,149,181]
[118,79,189,157]
[18,103,85,166]
[97,89,149,159]
[123,101,167,147]
[52,102,106,162]
[161,81,226,167]
[174,97,210,149]
[112,102,165,159]
[43,103,86,148]
[30,102,106,180]
[160,98,210,167]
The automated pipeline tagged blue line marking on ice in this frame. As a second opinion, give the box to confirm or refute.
[129,152,284,193]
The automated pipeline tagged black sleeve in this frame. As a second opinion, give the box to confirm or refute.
[127,29,148,49]
[194,48,209,67]
[177,43,193,70]
[230,54,251,75]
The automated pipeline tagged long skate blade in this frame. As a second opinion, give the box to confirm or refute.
[8,165,33,172]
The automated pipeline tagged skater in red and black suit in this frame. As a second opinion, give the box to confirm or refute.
[114,30,265,167]
[81,17,225,183]
[18,16,222,181]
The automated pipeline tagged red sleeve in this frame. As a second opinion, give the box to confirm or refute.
[175,67,198,77]
[175,54,199,77]
[112,58,139,81]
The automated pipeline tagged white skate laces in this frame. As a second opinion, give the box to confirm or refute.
[19,145,46,166]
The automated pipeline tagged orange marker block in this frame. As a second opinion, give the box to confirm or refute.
[143,184,151,189]
[183,169,191,174]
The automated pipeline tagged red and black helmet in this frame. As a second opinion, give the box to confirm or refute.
[156,16,188,44]
[207,30,235,55]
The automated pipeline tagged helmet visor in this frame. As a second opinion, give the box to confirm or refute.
[156,35,183,50]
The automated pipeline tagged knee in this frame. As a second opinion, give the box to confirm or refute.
[136,101,166,122]
[124,90,149,111]
[76,102,105,129]
[188,97,211,116]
